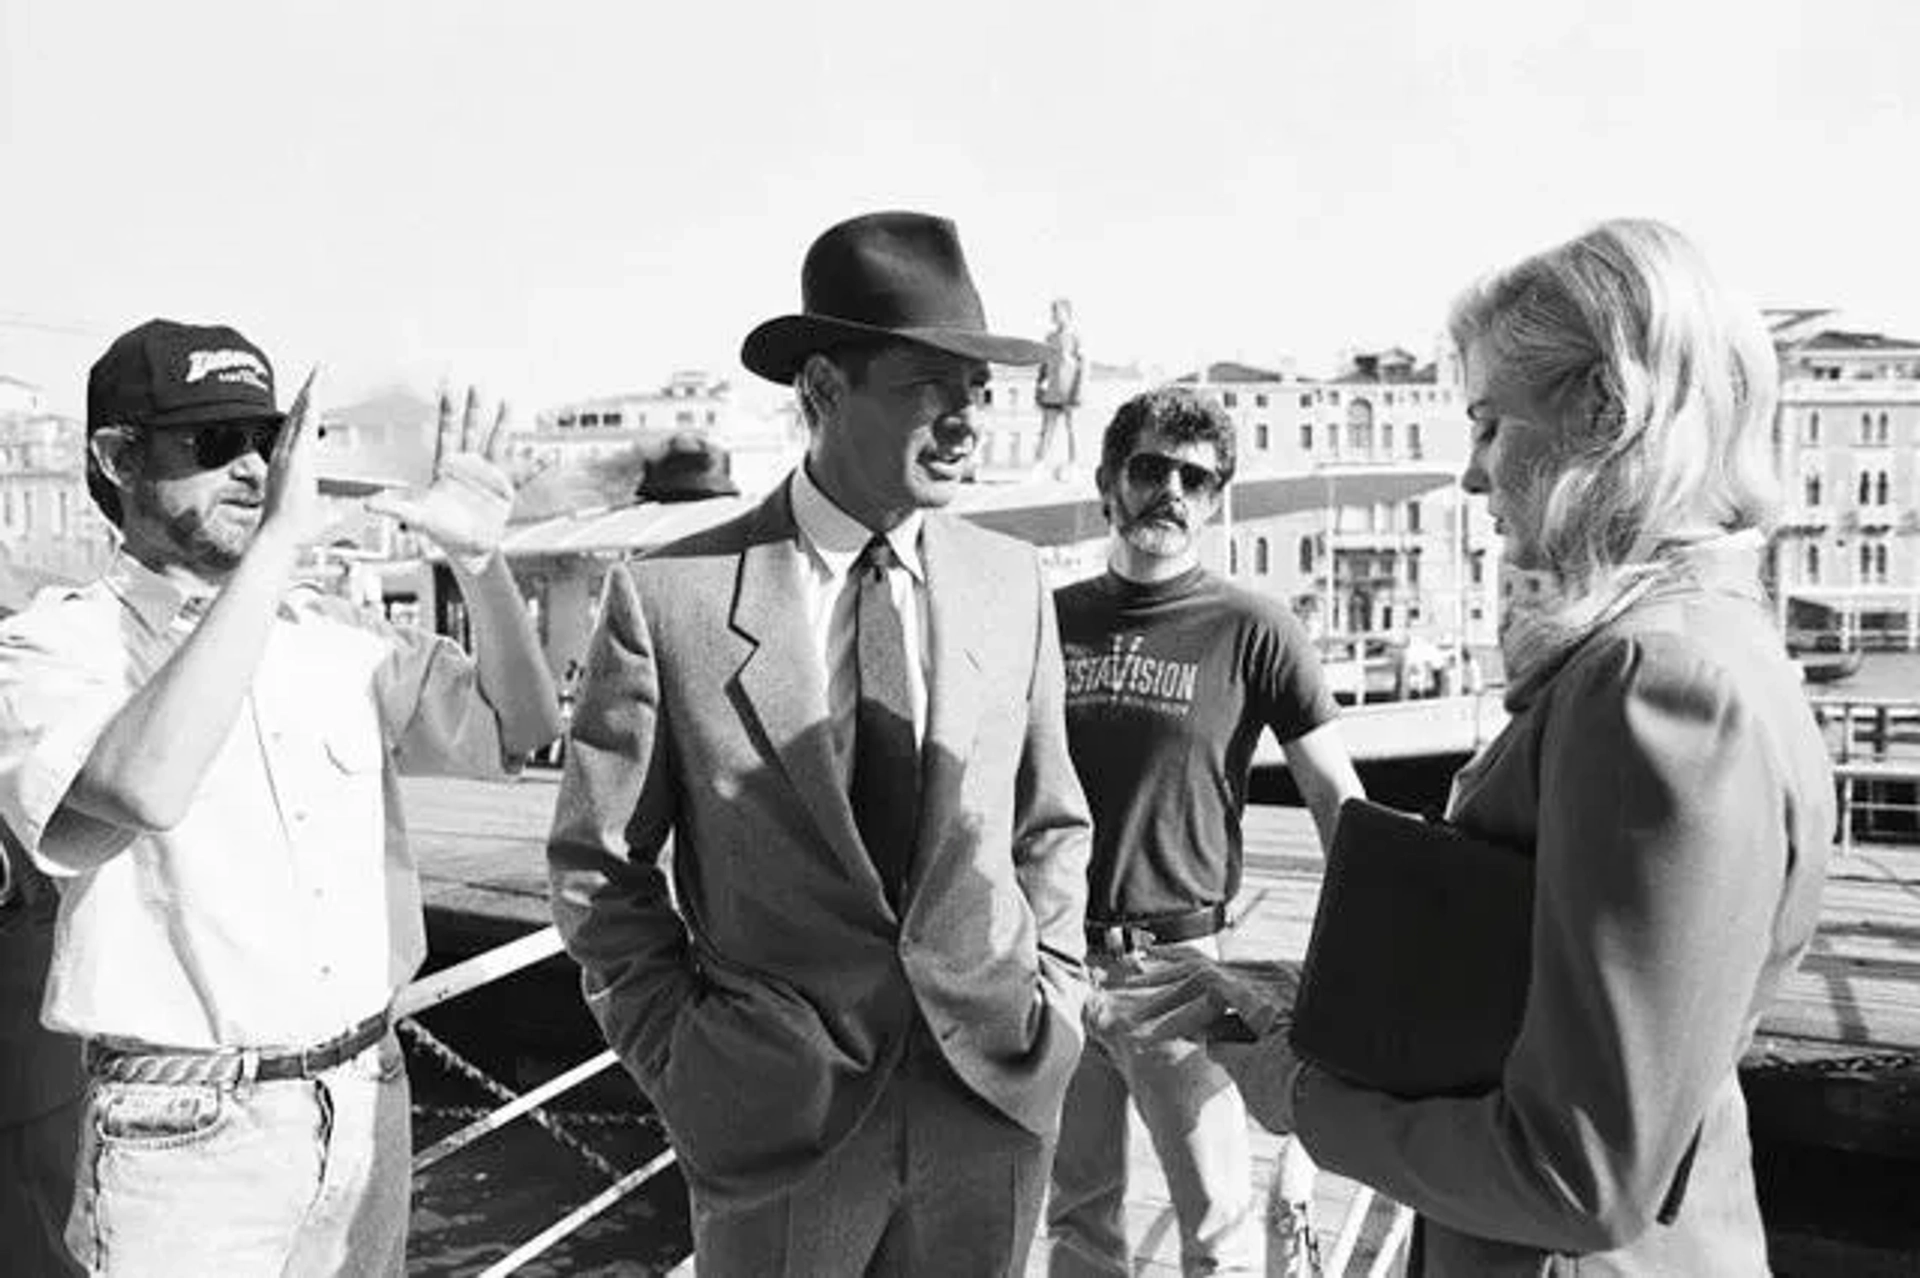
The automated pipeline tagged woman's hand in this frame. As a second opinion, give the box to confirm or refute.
[1097,947,1301,1044]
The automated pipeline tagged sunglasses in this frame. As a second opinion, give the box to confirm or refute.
[179,422,282,470]
[1122,452,1223,496]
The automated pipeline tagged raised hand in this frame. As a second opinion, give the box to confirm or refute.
[259,365,330,550]
[365,386,515,560]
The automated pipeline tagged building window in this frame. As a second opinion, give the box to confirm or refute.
[1255,537,1270,574]
[1255,393,1269,408]
[1877,411,1890,444]
[1298,536,1314,574]
[1381,423,1394,454]
[1877,471,1890,506]
[602,412,623,427]
[1228,541,1238,574]
[1407,423,1423,459]
[1327,391,1340,406]
[1255,423,1271,450]
[1860,543,1873,580]
[1405,501,1422,533]
[981,388,994,407]
[1469,550,1485,585]
[1223,391,1239,408]
[1805,411,1821,444]
[1805,543,1820,582]
[1876,542,1890,581]
[1298,393,1314,409]
[580,413,599,427]
[1007,387,1020,410]
[1299,423,1313,451]
[1407,554,1421,585]
[1804,472,1822,507]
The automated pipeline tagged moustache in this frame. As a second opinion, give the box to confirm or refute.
[1132,501,1189,528]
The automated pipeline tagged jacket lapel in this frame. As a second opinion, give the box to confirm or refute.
[915,516,988,870]
[729,485,879,894]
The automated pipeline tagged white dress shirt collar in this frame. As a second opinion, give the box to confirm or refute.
[790,463,926,585]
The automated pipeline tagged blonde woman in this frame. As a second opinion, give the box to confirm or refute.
[1114,219,1835,1275]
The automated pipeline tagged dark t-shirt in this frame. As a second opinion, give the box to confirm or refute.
[1055,566,1337,921]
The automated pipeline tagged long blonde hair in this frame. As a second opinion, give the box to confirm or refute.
[1448,219,1782,688]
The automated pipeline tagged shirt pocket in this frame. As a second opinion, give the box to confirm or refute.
[321,723,386,775]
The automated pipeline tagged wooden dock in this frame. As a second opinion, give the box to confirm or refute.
[402,770,1920,1273]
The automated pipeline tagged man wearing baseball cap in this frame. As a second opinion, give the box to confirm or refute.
[548,212,1094,1274]
[0,318,561,1274]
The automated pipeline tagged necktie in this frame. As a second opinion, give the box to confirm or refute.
[852,534,920,903]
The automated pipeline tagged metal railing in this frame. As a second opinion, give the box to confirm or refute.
[400,916,1416,1275]
[395,923,679,1277]
[1808,694,1920,855]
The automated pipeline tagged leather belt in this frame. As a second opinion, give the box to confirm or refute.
[1086,903,1229,955]
[84,1011,390,1086]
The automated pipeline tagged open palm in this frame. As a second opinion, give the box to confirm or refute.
[366,387,516,557]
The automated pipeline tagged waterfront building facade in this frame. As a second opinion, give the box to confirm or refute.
[972,350,1502,655]
[0,408,116,583]
[1768,312,1920,647]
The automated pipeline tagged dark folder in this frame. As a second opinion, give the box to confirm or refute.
[1287,798,1534,1098]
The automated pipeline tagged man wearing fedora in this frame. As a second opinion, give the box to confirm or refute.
[0,319,560,1274]
[548,211,1093,1274]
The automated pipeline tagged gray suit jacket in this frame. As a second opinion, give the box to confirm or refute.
[1298,539,1833,1275]
[547,480,1092,1200]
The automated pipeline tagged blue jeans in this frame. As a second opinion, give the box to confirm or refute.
[1048,938,1260,1276]
[65,1032,410,1277]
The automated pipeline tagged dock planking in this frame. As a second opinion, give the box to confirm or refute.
[401,770,1920,1059]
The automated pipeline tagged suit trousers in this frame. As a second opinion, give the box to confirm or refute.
[691,1021,1054,1277]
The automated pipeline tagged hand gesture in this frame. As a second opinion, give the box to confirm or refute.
[366,386,515,559]
[1097,948,1299,1045]
[1100,949,1309,1133]
[259,366,329,550]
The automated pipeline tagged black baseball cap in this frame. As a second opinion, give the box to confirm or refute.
[87,319,284,435]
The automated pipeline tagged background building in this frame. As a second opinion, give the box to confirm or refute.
[1768,311,1920,647]
[0,406,116,585]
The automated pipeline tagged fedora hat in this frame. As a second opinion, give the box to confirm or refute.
[741,211,1049,384]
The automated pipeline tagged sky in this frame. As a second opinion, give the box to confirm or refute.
[3,0,1919,420]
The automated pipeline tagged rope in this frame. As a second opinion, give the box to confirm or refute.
[397,1016,636,1180]
[1745,1047,1920,1077]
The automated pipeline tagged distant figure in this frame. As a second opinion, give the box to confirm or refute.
[0,319,559,1276]
[1107,219,1836,1276]
[548,211,1093,1276]
[1048,387,1363,1277]
[634,430,739,504]
[1035,297,1086,477]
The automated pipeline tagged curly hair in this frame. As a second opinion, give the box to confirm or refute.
[1097,385,1238,489]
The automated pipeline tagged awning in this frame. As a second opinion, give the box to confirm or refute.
[498,463,1462,558]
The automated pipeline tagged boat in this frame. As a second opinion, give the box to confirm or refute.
[1798,649,1865,684]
